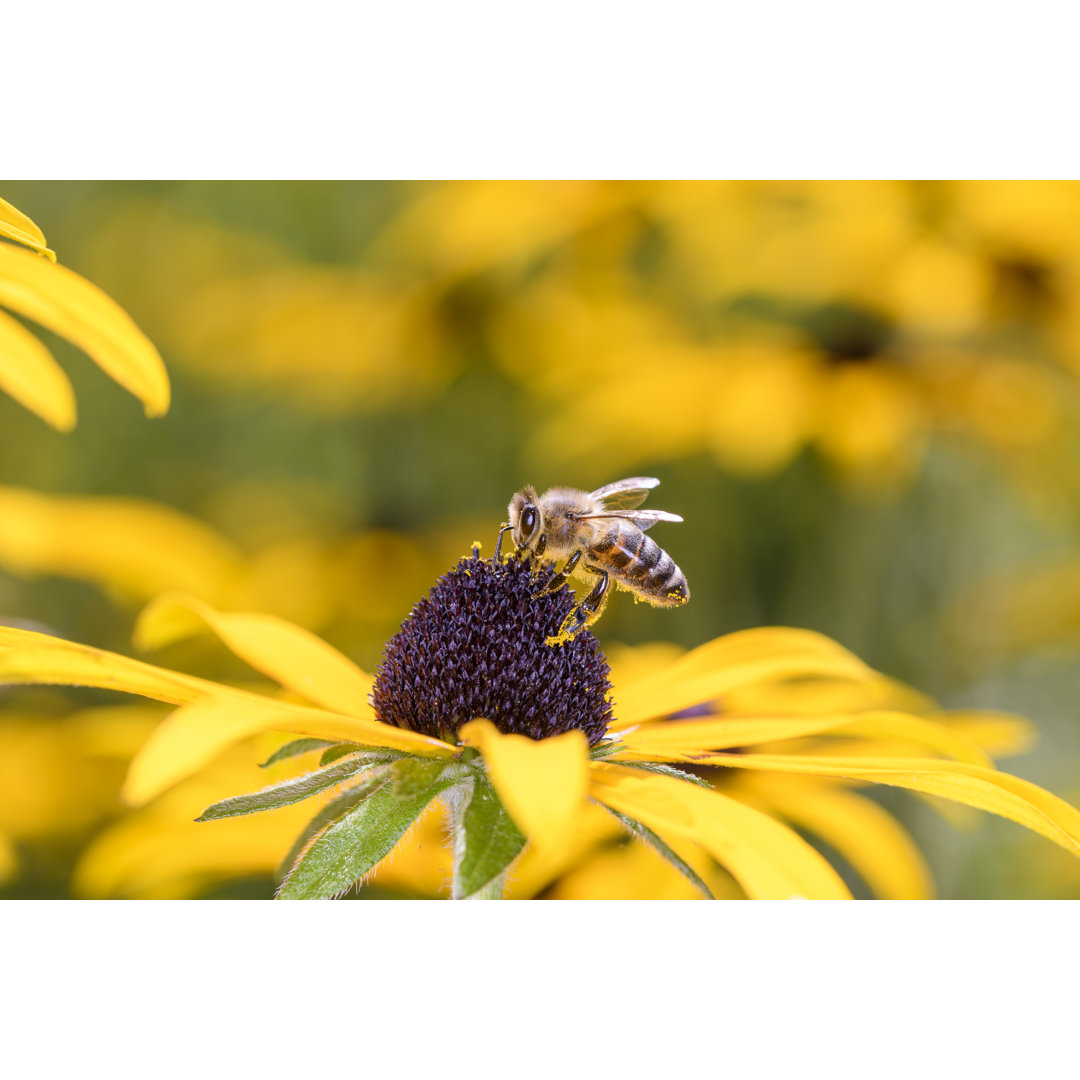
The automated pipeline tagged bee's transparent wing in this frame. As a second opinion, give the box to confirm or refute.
[578,509,683,532]
[589,477,660,512]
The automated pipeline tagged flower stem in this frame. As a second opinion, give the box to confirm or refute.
[447,782,508,899]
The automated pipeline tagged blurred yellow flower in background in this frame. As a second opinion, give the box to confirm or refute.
[0,698,165,894]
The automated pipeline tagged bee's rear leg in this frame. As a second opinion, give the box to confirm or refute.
[533,550,581,597]
[548,565,609,644]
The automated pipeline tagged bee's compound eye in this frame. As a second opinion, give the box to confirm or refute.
[521,506,538,539]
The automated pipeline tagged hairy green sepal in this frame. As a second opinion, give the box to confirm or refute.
[259,738,335,768]
[276,771,391,880]
[453,771,527,900]
[589,739,626,760]
[605,807,716,899]
[277,757,457,900]
[319,743,407,767]
[197,756,376,821]
[612,760,714,788]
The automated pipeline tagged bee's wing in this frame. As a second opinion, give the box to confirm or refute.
[578,509,683,532]
[589,477,660,512]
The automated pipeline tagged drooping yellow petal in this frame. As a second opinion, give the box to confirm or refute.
[122,697,385,806]
[0,309,76,430]
[459,719,589,851]
[614,714,867,758]
[589,763,852,899]
[0,628,455,790]
[0,197,55,260]
[504,800,624,899]
[835,712,992,767]
[611,627,874,727]
[737,772,935,899]
[613,708,989,765]
[724,672,937,718]
[0,630,225,705]
[135,592,373,717]
[0,242,169,416]
[697,752,1080,859]
[928,710,1037,759]
[0,487,243,601]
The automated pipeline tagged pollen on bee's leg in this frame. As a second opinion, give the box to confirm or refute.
[371,549,615,746]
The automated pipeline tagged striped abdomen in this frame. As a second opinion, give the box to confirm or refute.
[587,519,689,607]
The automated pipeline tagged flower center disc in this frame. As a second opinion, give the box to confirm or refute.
[371,549,614,745]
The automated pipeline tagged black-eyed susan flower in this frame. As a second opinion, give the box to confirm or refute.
[0,194,169,430]
[2,548,1079,900]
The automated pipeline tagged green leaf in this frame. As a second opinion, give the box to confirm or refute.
[390,755,467,797]
[604,807,716,899]
[196,756,373,821]
[260,738,335,768]
[614,760,714,788]
[278,758,458,900]
[276,771,390,880]
[453,772,527,899]
[318,743,406,767]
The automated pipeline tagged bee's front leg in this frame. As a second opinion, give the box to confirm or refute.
[548,565,609,644]
[533,549,581,598]
[494,523,513,563]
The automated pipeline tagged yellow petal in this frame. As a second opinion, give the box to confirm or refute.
[615,714,866,758]
[0,309,76,430]
[122,697,378,806]
[0,197,55,260]
[0,627,455,786]
[724,672,936,717]
[504,800,624,898]
[698,752,1080,859]
[0,241,169,416]
[928,709,1037,759]
[135,592,373,717]
[0,487,243,601]
[459,718,589,851]
[589,763,852,899]
[612,627,873,727]
[835,712,991,767]
[0,630,222,705]
[737,772,934,899]
[614,708,989,766]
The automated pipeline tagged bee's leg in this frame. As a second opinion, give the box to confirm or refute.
[550,565,609,643]
[533,533,547,558]
[494,523,512,563]
[533,549,581,597]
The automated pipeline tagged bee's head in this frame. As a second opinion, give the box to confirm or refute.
[508,485,541,551]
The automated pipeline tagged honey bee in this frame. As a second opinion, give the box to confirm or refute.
[497,476,689,642]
